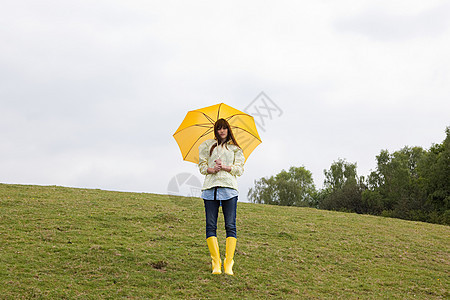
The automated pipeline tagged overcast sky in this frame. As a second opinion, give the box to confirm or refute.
[1,0,449,202]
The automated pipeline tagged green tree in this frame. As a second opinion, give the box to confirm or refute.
[362,127,450,224]
[319,159,365,213]
[365,146,427,219]
[417,127,450,223]
[248,166,317,207]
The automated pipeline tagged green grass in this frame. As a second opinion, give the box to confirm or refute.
[0,183,448,299]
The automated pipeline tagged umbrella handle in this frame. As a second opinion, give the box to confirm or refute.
[216,141,222,160]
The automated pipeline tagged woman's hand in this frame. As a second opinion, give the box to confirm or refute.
[221,166,232,172]
[215,159,231,172]
[207,167,218,174]
[214,159,222,173]
[207,159,231,173]
[213,164,222,173]
[207,163,222,174]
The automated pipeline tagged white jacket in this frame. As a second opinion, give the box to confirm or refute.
[198,139,245,191]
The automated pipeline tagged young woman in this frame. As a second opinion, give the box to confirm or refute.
[198,118,245,275]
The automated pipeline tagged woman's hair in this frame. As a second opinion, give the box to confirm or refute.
[210,118,240,156]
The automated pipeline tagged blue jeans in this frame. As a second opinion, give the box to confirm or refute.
[204,196,237,239]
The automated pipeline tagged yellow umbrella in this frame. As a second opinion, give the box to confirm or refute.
[173,103,262,163]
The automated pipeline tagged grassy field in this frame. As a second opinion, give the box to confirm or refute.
[0,183,448,299]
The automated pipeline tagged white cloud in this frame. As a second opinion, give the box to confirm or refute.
[334,2,450,41]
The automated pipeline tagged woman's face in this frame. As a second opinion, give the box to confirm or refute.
[217,126,228,141]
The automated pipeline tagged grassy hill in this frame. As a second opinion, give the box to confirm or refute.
[0,183,448,299]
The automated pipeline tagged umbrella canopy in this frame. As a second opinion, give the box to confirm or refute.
[173,103,262,163]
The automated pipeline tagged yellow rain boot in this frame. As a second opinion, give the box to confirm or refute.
[223,237,237,275]
[206,236,222,274]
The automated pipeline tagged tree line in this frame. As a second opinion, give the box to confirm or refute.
[248,127,449,225]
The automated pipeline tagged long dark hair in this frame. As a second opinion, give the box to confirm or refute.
[209,118,240,156]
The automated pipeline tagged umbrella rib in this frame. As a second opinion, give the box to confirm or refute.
[183,127,215,161]
[225,114,262,142]
[189,110,215,124]
[229,126,262,142]
[189,109,216,124]
[217,103,223,120]
[225,113,254,121]
[173,123,214,135]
